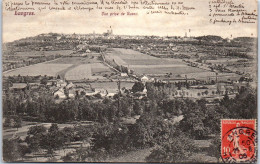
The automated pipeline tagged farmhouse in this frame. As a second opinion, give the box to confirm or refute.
[121,73,128,77]
[68,89,76,98]
[95,88,108,97]
[141,75,149,83]
[54,89,66,99]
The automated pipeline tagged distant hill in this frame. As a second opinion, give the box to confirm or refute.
[233,37,257,43]
[195,35,223,42]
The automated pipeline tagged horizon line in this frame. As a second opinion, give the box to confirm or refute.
[4,32,257,44]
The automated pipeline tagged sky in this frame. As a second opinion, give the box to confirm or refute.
[2,0,258,42]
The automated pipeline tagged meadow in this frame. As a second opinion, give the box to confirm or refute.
[64,64,108,80]
[15,50,73,57]
[91,63,112,74]
[185,72,240,81]
[132,66,207,75]
[3,63,73,77]
[4,54,115,81]
[106,48,207,76]
[47,56,100,64]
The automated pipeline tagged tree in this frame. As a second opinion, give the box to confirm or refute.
[40,77,48,85]
[179,104,207,139]
[41,124,65,157]
[62,127,75,143]
[3,138,22,162]
[133,101,143,115]
[80,91,86,96]
[3,136,31,162]
[94,93,102,99]
[212,90,215,95]
[131,114,156,148]
[49,123,58,133]
[211,80,216,85]
[132,82,145,93]
[19,144,31,160]
[221,92,230,108]
[3,117,11,127]
[25,125,47,159]
[146,134,197,163]
[13,116,22,131]
[227,92,257,119]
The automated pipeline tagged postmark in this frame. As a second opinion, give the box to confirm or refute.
[221,119,257,163]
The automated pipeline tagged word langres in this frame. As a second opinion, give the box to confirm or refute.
[14,11,35,16]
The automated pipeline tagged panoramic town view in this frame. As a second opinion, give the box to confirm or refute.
[2,27,257,162]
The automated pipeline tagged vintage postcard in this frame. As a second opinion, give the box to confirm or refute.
[2,0,258,163]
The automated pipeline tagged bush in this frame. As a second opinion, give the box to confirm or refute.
[132,82,145,93]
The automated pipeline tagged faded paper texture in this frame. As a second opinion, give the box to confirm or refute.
[2,0,258,163]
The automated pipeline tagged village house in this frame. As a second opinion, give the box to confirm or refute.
[56,79,67,87]
[53,88,66,99]
[140,75,149,83]
[120,73,128,77]
[68,89,76,98]
[95,88,108,97]
[66,82,75,89]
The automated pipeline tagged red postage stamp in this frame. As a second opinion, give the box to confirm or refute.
[221,119,257,163]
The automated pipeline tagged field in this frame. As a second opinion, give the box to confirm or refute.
[50,56,114,80]
[15,50,73,57]
[205,57,256,80]
[124,58,183,65]
[132,66,207,75]
[65,64,108,80]
[91,63,112,74]
[185,72,240,81]
[105,48,208,76]
[3,63,73,77]
[47,56,100,64]
[106,48,183,65]
[4,54,115,80]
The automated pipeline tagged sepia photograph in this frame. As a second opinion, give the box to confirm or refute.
[2,0,258,162]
